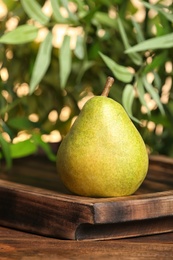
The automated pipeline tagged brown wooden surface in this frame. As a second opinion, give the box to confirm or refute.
[1,155,173,241]
[1,225,173,259]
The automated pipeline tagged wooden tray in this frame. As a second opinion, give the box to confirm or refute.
[0,155,173,241]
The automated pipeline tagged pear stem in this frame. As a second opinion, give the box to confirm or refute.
[101,76,114,97]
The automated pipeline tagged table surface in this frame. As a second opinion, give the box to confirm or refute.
[1,156,173,259]
[1,226,173,260]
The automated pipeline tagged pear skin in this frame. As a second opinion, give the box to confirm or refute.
[57,78,148,197]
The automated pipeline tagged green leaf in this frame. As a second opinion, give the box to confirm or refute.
[142,76,165,115]
[50,0,66,23]
[141,1,173,23]
[0,119,14,139]
[21,0,49,25]
[117,18,142,65]
[59,35,72,88]
[131,19,145,43]
[29,31,53,94]
[7,117,36,130]
[74,35,85,60]
[143,51,167,74]
[125,33,173,53]
[153,71,162,91]
[122,84,140,123]
[0,25,38,44]
[94,12,117,28]
[10,139,37,159]
[0,134,12,168]
[72,0,86,10]
[32,133,56,161]
[99,52,133,83]
[60,0,77,21]
[136,77,150,115]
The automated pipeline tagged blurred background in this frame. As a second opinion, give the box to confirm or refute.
[0,0,173,168]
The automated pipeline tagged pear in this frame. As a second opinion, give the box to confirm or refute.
[57,77,148,197]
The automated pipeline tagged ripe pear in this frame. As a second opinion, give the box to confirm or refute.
[57,77,148,197]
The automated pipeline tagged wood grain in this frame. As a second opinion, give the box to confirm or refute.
[1,226,173,260]
[1,155,173,240]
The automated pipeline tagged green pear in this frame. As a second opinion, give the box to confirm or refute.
[57,77,148,197]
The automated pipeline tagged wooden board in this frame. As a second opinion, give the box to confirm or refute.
[2,225,173,259]
[0,155,173,240]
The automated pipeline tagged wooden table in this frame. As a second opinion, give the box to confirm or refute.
[1,225,173,259]
[1,155,173,259]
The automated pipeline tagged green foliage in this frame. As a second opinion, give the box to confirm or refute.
[99,52,134,83]
[30,31,53,93]
[0,25,38,44]
[122,84,140,124]
[126,33,173,52]
[0,0,173,167]
[59,35,72,89]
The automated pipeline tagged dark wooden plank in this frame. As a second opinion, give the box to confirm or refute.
[1,180,173,240]
[0,180,94,240]
[1,155,173,240]
[1,226,173,260]
[76,216,173,240]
